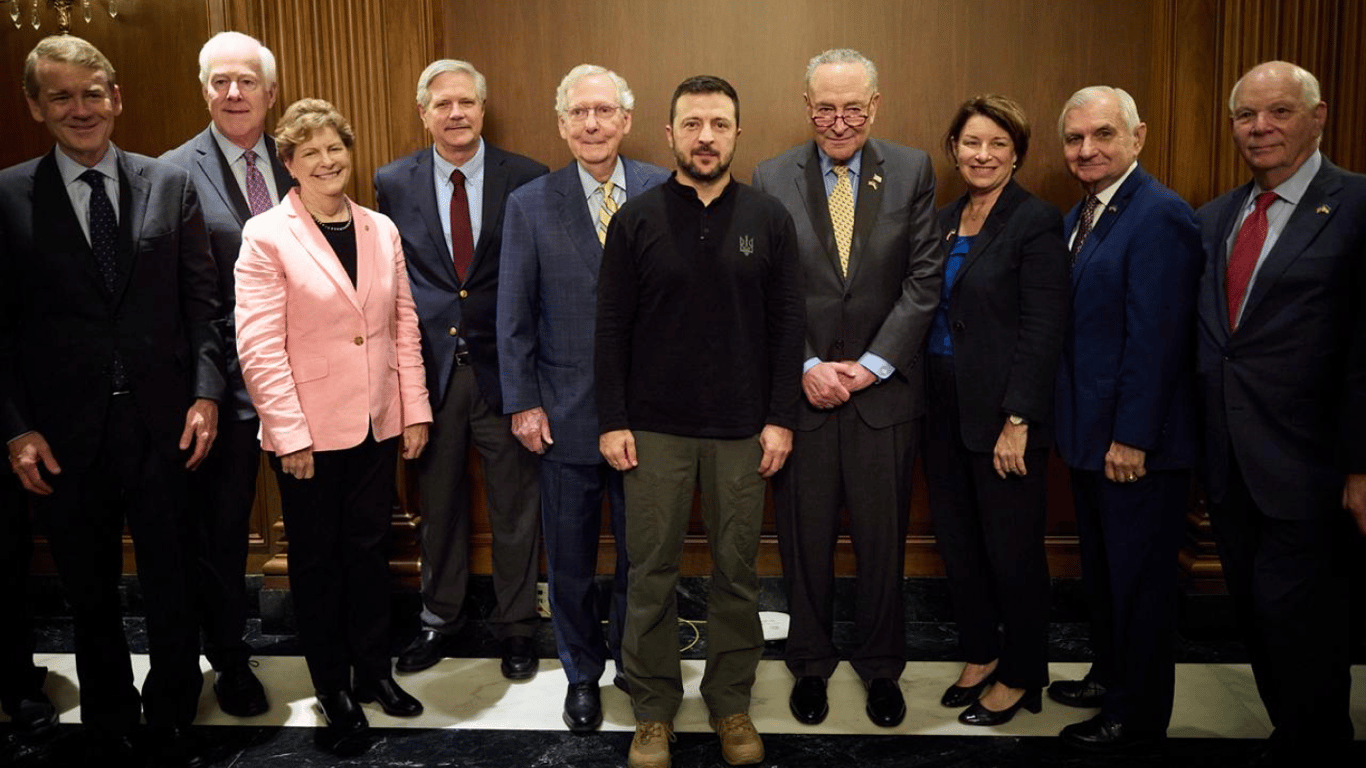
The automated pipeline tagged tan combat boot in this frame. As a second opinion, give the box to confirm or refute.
[627,720,674,768]
[709,712,765,765]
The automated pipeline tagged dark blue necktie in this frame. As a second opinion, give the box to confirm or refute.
[80,169,129,390]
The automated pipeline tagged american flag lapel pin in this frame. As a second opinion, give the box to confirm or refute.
[869,173,882,190]
[1316,204,1331,215]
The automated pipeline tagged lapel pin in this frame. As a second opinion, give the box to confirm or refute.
[1107,205,1118,213]
[868,173,882,190]
[945,229,956,241]
[1316,204,1331,215]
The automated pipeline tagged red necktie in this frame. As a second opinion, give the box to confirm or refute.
[1225,191,1278,329]
[449,168,474,282]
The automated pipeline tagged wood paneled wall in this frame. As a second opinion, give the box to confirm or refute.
[3,0,1362,581]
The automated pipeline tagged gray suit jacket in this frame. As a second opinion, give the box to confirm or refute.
[161,127,294,420]
[497,158,670,464]
[751,138,943,431]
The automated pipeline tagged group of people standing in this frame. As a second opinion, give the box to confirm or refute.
[0,29,1360,768]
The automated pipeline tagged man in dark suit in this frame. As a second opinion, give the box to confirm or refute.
[751,48,942,728]
[1050,86,1202,754]
[1196,60,1366,763]
[161,30,293,718]
[498,64,668,732]
[375,59,548,679]
[0,474,58,738]
[0,36,223,765]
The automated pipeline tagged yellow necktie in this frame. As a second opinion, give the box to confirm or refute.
[597,181,618,246]
[829,165,854,276]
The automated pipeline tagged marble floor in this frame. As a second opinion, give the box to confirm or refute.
[4,577,1365,766]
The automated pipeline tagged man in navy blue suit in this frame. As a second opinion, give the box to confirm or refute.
[1049,86,1202,754]
[1196,61,1366,764]
[375,60,547,680]
[497,64,668,733]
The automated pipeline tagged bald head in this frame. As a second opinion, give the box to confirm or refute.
[1228,60,1326,189]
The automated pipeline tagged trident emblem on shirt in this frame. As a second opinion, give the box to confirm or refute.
[739,235,754,256]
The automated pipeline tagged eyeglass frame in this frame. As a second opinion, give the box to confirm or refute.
[563,104,624,123]
[809,103,871,129]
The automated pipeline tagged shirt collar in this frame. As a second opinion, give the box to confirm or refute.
[577,157,626,200]
[433,137,486,183]
[1092,161,1139,207]
[1250,149,1320,207]
[209,122,271,167]
[55,143,119,187]
[817,145,862,179]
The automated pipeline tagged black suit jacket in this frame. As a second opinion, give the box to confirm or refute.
[751,138,943,431]
[1196,157,1366,518]
[0,147,223,469]
[161,127,295,420]
[934,180,1070,451]
[374,142,547,412]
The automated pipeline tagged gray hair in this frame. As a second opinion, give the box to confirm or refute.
[24,35,114,99]
[1058,86,1141,137]
[554,64,634,114]
[198,31,277,87]
[416,59,487,109]
[1228,60,1321,113]
[805,48,879,94]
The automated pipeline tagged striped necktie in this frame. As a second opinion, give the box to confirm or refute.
[597,181,618,246]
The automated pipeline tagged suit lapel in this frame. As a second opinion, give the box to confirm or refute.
[32,152,103,298]
[264,136,296,200]
[113,151,152,307]
[952,181,1023,296]
[284,191,363,314]
[352,204,376,308]
[798,143,841,280]
[1237,165,1342,327]
[1206,182,1251,335]
[410,150,457,285]
[554,163,602,273]
[474,145,509,277]
[195,128,253,225]
[846,141,885,284]
[1071,165,1146,289]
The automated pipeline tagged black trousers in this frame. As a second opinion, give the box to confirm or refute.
[33,394,201,733]
[187,415,260,670]
[1070,466,1188,732]
[1208,452,1355,759]
[0,473,40,710]
[923,357,1050,689]
[774,403,916,681]
[272,433,398,692]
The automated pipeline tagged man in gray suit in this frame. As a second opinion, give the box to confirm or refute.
[752,48,942,728]
[161,30,293,718]
[498,64,668,733]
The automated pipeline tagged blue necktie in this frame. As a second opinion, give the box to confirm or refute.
[80,169,129,391]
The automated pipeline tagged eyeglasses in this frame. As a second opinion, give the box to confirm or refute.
[810,106,869,128]
[565,104,622,123]
[209,76,263,94]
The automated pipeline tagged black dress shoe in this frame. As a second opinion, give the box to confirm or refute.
[314,690,371,756]
[84,731,141,765]
[354,677,423,717]
[1,666,59,737]
[958,687,1042,726]
[1048,675,1106,708]
[562,681,602,733]
[940,672,995,708]
[499,636,538,680]
[396,628,455,673]
[789,676,829,725]
[612,671,631,694]
[865,678,906,727]
[1060,713,1162,753]
[214,661,269,717]
[146,725,207,768]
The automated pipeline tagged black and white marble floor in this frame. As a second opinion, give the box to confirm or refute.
[4,577,1365,767]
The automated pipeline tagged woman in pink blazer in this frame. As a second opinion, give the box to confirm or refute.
[235,99,432,756]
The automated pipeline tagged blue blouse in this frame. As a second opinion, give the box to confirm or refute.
[928,234,973,357]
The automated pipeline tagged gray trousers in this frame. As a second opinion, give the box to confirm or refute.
[415,364,541,639]
[622,430,765,723]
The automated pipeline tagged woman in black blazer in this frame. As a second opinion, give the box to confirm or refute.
[924,95,1070,726]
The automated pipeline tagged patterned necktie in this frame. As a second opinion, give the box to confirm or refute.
[1225,191,1278,330]
[1070,194,1100,264]
[243,149,274,216]
[449,168,474,281]
[80,168,129,390]
[829,165,854,277]
[596,181,618,247]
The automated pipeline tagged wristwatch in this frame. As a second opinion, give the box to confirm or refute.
[1007,414,1027,426]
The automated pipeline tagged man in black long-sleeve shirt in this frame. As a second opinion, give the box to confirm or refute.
[596,76,803,768]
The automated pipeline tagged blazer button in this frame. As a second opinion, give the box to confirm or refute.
[448,326,459,336]
[459,289,469,299]
[952,320,965,331]
[354,336,364,346]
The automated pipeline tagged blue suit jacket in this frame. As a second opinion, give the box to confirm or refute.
[497,158,669,465]
[374,143,547,413]
[1195,158,1366,517]
[161,127,295,420]
[1054,164,1201,472]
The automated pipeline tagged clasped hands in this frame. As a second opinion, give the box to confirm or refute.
[803,361,876,409]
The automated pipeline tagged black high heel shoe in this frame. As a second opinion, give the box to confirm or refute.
[314,689,372,755]
[940,671,996,708]
[957,687,1042,726]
